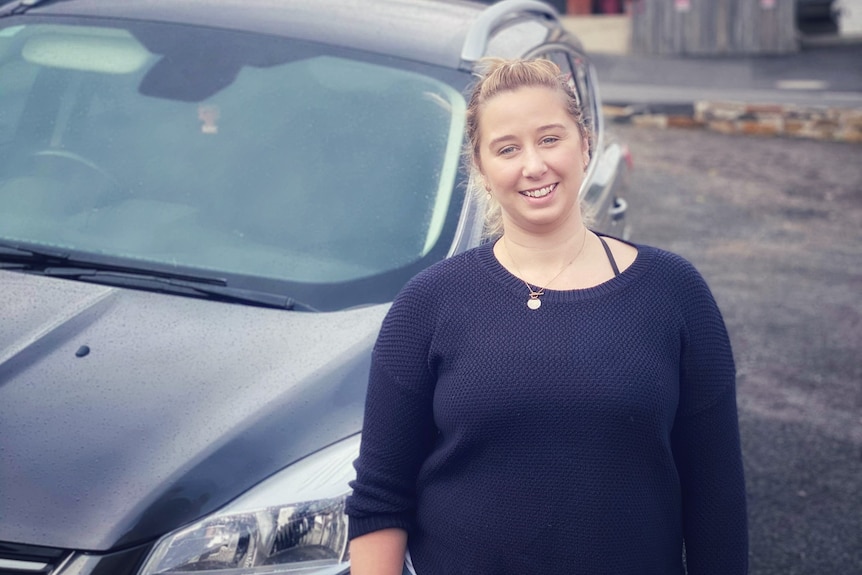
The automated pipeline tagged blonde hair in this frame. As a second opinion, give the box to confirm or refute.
[464,58,594,239]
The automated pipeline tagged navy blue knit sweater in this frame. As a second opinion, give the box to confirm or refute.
[346,241,748,574]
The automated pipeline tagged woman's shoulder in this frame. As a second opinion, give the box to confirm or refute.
[627,242,723,316]
[591,234,696,279]
[595,236,714,304]
[389,243,490,312]
[645,244,710,287]
[642,244,699,273]
[378,245,490,342]
[604,236,702,281]
[400,243,490,294]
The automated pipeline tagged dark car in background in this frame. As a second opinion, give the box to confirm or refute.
[0,1,631,574]
[797,0,836,19]
[796,0,839,33]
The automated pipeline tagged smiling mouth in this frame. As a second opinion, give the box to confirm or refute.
[521,183,557,199]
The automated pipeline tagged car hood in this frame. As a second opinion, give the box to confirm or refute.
[0,270,388,551]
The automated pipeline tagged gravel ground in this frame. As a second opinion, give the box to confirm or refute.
[607,124,862,575]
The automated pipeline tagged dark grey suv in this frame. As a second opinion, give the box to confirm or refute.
[0,1,631,574]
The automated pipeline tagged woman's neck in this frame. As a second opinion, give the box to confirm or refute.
[496,221,590,281]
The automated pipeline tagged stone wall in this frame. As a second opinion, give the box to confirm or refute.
[604,102,862,143]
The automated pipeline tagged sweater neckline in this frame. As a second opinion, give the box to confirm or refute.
[473,236,655,303]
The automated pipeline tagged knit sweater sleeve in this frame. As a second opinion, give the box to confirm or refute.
[345,270,442,540]
[669,259,749,574]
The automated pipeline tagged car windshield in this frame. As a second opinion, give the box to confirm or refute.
[0,18,468,310]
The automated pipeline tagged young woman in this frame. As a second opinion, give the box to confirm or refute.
[346,58,748,575]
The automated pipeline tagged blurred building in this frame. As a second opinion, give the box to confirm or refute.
[473,0,623,14]
[628,0,798,55]
[479,0,848,54]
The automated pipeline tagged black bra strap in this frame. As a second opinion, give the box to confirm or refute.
[597,235,621,277]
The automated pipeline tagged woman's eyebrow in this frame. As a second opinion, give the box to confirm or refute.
[488,123,569,149]
[536,123,567,132]
[488,134,516,149]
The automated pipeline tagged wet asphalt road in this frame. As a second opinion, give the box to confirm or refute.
[609,123,862,575]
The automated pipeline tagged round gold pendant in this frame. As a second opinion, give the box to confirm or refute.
[527,298,541,310]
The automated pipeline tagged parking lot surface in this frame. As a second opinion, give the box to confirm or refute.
[612,122,862,574]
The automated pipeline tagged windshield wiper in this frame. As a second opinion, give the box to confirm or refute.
[0,242,312,310]
[0,241,71,261]
[0,245,227,285]
[0,0,73,18]
[0,244,228,285]
[41,267,308,310]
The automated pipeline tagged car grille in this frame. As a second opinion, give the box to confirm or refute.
[0,543,70,575]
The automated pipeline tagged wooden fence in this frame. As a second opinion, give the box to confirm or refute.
[628,0,798,55]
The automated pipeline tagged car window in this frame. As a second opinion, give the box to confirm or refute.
[0,21,468,303]
[0,26,38,146]
[543,50,596,145]
[532,49,605,226]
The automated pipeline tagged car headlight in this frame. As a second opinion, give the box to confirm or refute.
[138,434,360,575]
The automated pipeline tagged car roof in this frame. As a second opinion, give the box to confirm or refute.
[9,0,571,69]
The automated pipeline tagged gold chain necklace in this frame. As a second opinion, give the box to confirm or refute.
[503,227,588,310]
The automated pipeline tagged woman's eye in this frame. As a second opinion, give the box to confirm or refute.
[541,136,559,145]
[498,146,517,155]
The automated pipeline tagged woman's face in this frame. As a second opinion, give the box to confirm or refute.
[477,86,589,236]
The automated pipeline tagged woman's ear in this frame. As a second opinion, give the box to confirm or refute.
[582,141,590,171]
[474,161,490,192]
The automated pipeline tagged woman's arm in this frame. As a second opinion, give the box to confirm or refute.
[672,390,748,574]
[672,261,748,574]
[349,528,408,575]
[346,274,443,569]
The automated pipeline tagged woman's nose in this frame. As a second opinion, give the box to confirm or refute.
[521,147,547,178]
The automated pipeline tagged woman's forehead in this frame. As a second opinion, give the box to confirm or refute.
[479,87,573,133]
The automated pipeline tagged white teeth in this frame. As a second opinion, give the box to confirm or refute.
[522,184,555,198]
